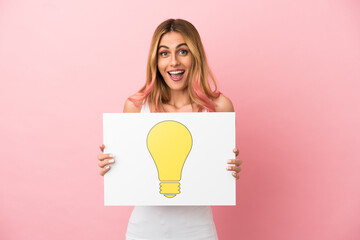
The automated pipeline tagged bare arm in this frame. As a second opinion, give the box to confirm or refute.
[214,94,235,112]
[123,98,142,113]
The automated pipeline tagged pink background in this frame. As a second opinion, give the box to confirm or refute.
[1,0,359,239]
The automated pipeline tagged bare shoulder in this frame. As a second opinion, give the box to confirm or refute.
[213,94,234,112]
[123,94,142,113]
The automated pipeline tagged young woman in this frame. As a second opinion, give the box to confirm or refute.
[97,19,242,240]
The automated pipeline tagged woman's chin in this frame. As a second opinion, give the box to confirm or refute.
[164,79,188,91]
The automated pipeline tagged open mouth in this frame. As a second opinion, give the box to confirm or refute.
[167,70,185,81]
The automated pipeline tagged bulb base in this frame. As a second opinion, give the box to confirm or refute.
[160,182,180,198]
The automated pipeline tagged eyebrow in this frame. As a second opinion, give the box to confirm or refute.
[158,43,188,50]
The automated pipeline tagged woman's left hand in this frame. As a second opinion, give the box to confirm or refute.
[227,148,242,180]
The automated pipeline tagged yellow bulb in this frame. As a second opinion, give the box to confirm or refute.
[147,120,192,198]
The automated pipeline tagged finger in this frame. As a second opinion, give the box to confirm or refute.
[99,144,105,152]
[97,153,114,161]
[232,172,239,180]
[98,159,115,168]
[227,166,241,173]
[99,165,111,176]
[227,159,242,166]
[233,148,239,157]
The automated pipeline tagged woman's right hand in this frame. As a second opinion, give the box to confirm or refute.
[97,144,115,176]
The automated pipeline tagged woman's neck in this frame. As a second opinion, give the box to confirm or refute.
[160,89,200,112]
[167,89,192,109]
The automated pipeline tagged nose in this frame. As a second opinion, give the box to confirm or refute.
[170,54,180,67]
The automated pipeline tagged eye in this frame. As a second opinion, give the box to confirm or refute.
[179,50,188,55]
[159,51,168,57]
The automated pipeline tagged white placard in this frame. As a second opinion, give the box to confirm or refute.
[103,112,236,206]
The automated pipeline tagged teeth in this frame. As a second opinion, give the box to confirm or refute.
[168,71,184,74]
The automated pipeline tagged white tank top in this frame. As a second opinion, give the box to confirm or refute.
[125,102,218,240]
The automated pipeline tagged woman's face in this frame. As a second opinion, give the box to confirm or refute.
[157,32,192,91]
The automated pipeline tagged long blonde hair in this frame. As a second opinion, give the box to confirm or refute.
[129,19,220,112]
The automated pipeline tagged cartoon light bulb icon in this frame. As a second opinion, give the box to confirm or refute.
[147,120,192,198]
